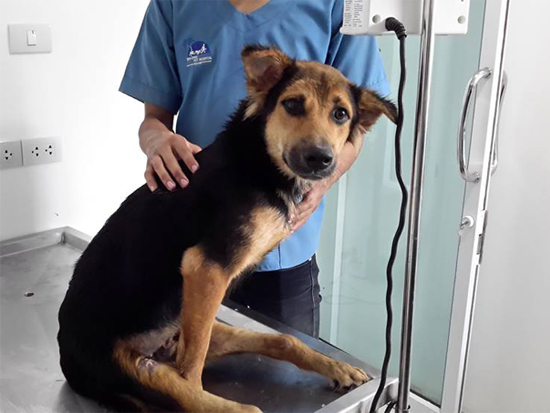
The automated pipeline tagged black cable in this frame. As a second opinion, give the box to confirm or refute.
[385,401,398,413]
[369,17,408,413]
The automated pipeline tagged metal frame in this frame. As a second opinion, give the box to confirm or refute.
[441,1,510,412]
[397,0,436,411]
[329,174,348,344]
[392,0,510,410]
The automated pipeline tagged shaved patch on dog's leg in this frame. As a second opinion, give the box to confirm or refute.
[177,246,232,388]
[113,343,261,413]
[207,322,369,392]
[137,356,158,372]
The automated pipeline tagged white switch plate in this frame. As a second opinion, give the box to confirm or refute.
[8,24,52,54]
[22,137,62,166]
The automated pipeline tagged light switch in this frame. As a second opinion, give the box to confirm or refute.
[8,24,52,54]
[27,30,37,46]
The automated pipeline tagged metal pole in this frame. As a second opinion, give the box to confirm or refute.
[396,0,436,411]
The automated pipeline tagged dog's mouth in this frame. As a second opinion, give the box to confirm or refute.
[283,146,336,181]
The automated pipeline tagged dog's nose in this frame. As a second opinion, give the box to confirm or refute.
[304,146,334,171]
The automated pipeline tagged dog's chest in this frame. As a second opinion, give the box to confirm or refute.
[236,205,293,271]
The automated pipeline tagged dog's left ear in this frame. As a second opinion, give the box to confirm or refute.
[354,86,398,132]
[242,45,293,96]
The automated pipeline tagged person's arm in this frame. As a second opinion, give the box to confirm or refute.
[119,1,199,191]
[139,103,201,192]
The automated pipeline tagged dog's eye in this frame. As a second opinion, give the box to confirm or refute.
[282,98,306,116]
[332,108,349,124]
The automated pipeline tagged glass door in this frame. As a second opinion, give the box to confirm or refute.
[317,0,508,407]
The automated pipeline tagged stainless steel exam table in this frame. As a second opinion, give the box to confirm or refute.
[0,228,396,413]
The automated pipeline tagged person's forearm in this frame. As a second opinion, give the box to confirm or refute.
[138,103,201,191]
[139,116,174,155]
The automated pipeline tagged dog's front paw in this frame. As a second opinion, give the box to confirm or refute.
[328,361,369,392]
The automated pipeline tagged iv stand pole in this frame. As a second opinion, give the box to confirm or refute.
[396,0,436,411]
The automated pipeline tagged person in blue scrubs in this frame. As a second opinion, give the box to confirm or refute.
[120,0,389,338]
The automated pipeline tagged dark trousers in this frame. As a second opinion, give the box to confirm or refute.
[226,255,321,338]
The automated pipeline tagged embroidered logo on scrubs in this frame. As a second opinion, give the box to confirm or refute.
[186,40,213,67]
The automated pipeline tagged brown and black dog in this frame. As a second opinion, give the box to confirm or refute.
[58,46,396,412]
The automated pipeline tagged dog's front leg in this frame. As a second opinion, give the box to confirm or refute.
[176,246,230,388]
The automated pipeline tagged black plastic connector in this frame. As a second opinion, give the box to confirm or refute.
[385,17,407,40]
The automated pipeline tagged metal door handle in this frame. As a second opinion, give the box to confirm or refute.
[491,70,508,175]
[457,67,492,182]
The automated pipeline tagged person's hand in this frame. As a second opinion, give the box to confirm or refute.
[142,131,202,192]
[291,180,331,231]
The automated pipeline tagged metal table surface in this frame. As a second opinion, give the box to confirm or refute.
[0,228,396,413]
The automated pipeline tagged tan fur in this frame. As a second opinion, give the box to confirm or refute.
[357,89,397,130]
[118,47,393,411]
[113,342,260,413]
[175,206,293,387]
[244,56,383,182]
[263,63,354,180]
[207,322,368,390]
[236,206,292,272]
[177,247,230,387]
[243,52,396,184]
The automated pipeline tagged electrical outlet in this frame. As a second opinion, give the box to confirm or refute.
[22,137,62,166]
[0,141,24,170]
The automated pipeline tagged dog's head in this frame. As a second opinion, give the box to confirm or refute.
[242,45,397,181]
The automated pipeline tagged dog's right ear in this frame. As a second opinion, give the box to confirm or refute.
[242,45,293,102]
[353,85,398,131]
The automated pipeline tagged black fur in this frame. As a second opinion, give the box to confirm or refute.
[57,50,396,410]
[57,99,296,410]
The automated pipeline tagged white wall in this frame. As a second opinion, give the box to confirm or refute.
[463,0,550,411]
[0,0,149,241]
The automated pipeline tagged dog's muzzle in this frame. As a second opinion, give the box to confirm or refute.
[285,145,335,180]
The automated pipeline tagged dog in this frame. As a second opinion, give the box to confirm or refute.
[57,45,396,412]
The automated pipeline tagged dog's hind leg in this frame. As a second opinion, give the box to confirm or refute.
[113,342,261,413]
[207,322,369,392]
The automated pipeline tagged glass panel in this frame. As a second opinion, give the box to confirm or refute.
[317,0,486,404]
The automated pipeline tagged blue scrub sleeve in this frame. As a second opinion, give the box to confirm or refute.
[120,0,183,114]
[326,0,391,97]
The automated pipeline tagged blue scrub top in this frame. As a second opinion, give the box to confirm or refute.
[120,0,390,271]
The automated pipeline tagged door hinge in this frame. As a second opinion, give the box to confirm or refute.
[476,210,489,264]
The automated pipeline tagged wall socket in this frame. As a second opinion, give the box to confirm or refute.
[0,141,24,170]
[22,137,62,166]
